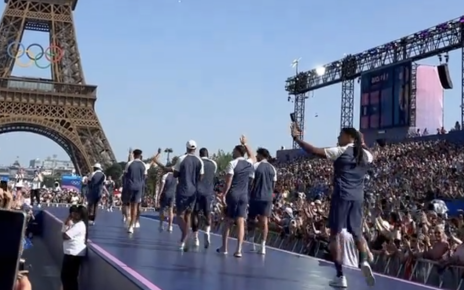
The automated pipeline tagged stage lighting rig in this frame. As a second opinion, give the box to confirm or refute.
[285,14,464,133]
[286,16,463,92]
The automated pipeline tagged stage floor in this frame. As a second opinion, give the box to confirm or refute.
[46,207,437,290]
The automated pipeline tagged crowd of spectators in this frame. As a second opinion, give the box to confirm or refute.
[10,128,464,289]
[219,136,464,289]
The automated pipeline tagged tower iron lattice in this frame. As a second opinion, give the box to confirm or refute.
[0,0,116,174]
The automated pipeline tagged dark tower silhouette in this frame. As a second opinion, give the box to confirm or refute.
[0,0,116,174]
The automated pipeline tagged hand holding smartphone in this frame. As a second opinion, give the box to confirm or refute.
[290,113,296,122]
[0,209,27,290]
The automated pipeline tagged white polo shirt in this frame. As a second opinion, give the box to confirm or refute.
[62,221,87,256]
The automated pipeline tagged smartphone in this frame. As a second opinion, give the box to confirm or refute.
[0,181,7,191]
[0,209,26,290]
[290,113,296,122]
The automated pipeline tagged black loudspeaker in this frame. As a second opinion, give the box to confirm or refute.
[437,64,453,89]
[376,138,386,147]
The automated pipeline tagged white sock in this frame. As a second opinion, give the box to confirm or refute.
[206,226,211,234]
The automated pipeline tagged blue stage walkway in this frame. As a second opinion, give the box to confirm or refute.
[46,207,440,290]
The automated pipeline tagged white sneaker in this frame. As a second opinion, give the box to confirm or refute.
[204,232,210,249]
[329,276,347,288]
[128,226,134,234]
[167,225,173,232]
[193,237,200,247]
[216,248,228,255]
[135,221,140,228]
[180,242,187,251]
[258,243,266,255]
[360,261,375,286]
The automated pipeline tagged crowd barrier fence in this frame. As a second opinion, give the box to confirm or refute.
[42,204,464,289]
[211,223,464,290]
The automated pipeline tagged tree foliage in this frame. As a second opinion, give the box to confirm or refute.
[211,150,233,173]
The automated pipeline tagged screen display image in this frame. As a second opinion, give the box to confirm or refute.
[359,62,411,130]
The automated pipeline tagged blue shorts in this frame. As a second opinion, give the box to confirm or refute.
[328,197,363,239]
[129,189,143,204]
[225,194,248,219]
[194,195,212,216]
[176,195,196,214]
[121,188,130,205]
[160,194,175,209]
[87,191,102,205]
[248,200,272,219]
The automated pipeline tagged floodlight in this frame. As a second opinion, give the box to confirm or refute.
[315,67,326,76]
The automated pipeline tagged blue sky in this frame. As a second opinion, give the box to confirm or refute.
[1,0,464,165]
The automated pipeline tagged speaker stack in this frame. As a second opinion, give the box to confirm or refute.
[437,63,453,89]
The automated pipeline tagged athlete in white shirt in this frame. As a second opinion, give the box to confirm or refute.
[61,205,87,290]
[30,170,43,207]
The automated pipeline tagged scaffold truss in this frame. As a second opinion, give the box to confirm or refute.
[285,15,464,135]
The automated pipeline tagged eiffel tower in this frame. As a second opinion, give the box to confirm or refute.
[0,0,116,174]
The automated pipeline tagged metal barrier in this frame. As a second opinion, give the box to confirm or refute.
[212,223,464,289]
[42,204,464,289]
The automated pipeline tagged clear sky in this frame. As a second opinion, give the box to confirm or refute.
[1,0,464,165]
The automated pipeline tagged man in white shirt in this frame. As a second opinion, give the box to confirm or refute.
[61,207,87,290]
[30,170,43,207]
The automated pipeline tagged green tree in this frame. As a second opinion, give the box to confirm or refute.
[211,150,233,173]
[105,162,124,180]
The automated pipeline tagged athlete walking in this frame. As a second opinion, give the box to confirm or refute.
[191,148,217,249]
[87,163,107,226]
[217,135,255,257]
[158,163,177,232]
[248,147,277,255]
[121,148,133,224]
[124,149,147,234]
[290,123,375,288]
[154,140,204,251]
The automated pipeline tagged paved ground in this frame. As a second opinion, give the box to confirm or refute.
[47,207,439,290]
[22,237,61,290]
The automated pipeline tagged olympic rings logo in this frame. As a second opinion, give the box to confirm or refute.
[7,42,64,69]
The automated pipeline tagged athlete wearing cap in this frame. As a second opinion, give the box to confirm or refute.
[87,162,107,225]
[154,140,204,251]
